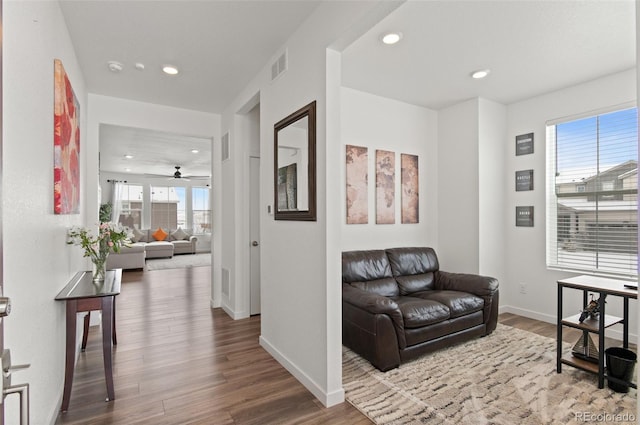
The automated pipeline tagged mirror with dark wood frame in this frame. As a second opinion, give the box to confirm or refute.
[274,101,316,221]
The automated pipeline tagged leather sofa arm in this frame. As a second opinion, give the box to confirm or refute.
[435,270,499,334]
[435,271,498,296]
[342,283,402,319]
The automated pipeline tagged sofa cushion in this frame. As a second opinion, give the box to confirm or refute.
[395,273,436,295]
[342,250,393,283]
[170,227,190,241]
[393,297,449,328]
[152,227,168,241]
[351,278,400,297]
[416,290,484,319]
[386,247,439,276]
[131,227,146,243]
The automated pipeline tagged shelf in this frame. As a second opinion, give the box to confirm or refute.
[561,352,599,374]
[561,313,623,332]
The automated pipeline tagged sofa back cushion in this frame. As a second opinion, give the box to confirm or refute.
[342,250,399,297]
[386,247,439,294]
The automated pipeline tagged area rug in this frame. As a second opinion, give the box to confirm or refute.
[145,253,211,271]
[343,324,636,425]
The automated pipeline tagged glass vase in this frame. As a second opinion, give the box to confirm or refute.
[92,255,108,282]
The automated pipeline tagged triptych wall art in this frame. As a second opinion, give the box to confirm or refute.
[53,59,81,215]
[346,145,419,225]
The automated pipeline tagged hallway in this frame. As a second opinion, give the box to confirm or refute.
[55,266,369,424]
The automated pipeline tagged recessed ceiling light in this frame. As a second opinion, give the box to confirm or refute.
[191,149,199,154]
[124,168,131,172]
[135,63,145,71]
[107,61,124,72]
[124,154,134,159]
[471,69,491,79]
[162,65,179,75]
[381,32,403,45]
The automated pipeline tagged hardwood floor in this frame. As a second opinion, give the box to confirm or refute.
[55,268,626,424]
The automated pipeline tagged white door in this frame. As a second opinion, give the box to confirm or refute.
[249,157,261,315]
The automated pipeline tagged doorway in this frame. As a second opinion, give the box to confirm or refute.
[249,156,261,315]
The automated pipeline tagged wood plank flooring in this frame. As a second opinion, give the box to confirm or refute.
[55,267,625,424]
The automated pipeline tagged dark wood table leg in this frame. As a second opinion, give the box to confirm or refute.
[61,300,77,412]
[81,312,90,351]
[101,296,115,402]
[112,297,117,346]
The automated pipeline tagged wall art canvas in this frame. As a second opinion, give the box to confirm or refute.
[515,132,534,156]
[516,206,534,227]
[401,154,419,223]
[53,59,80,214]
[345,145,368,224]
[376,150,395,224]
[515,169,534,191]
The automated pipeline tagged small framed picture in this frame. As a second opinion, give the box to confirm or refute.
[515,169,534,191]
[516,133,534,156]
[516,206,534,227]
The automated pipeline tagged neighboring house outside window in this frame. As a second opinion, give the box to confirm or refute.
[118,184,143,229]
[547,106,638,278]
[151,186,186,230]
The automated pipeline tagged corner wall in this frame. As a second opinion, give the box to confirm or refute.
[3,1,86,423]
[340,87,438,251]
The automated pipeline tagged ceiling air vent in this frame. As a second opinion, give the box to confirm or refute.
[271,50,288,82]
[222,132,230,161]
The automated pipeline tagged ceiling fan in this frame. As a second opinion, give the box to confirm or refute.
[145,166,210,181]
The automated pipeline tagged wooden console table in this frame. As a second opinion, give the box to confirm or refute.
[55,269,121,412]
[556,274,637,389]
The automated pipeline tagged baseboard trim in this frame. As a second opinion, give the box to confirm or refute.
[500,305,636,342]
[259,335,344,407]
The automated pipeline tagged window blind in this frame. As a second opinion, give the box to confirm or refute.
[546,106,638,278]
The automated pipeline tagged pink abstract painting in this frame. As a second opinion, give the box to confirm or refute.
[54,59,80,214]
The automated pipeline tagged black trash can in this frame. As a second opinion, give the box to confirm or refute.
[605,347,637,393]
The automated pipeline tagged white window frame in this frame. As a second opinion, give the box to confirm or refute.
[546,102,638,279]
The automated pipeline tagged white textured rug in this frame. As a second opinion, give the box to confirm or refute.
[343,324,636,425]
[145,253,211,271]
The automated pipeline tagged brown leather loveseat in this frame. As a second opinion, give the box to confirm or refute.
[342,247,499,371]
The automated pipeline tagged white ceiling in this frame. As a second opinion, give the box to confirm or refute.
[99,124,212,177]
[342,0,636,110]
[60,0,636,175]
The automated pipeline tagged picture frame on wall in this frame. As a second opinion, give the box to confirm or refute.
[516,206,534,227]
[515,132,534,156]
[515,169,534,191]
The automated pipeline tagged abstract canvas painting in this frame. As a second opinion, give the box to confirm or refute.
[401,154,419,223]
[345,145,368,224]
[54,59,80,214]
[376,150,395,224]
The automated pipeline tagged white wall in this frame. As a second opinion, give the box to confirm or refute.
[340,87,438,250]
[218,1,398,407]
[504,69,637,338]
[3,1,86,423]
[437,99,481,273]
[478,98,507,282]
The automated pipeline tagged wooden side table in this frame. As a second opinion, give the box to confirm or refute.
[55,269,121,412]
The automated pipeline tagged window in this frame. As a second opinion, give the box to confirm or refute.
[547,106,638,277]
[151,186,185,230]
[117,184,143,229]
[192,187,211,234]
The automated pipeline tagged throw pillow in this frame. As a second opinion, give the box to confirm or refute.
[171,227,189,241]
[132,227,145,243]
[152,227,168,241]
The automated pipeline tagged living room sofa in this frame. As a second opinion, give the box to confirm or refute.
[342,247,499,371]
[106,228,198,270]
